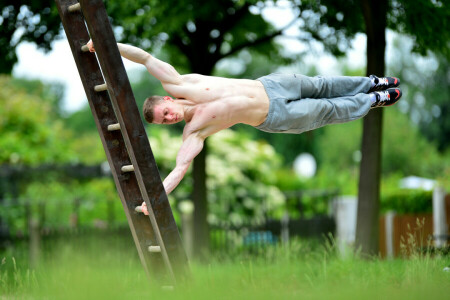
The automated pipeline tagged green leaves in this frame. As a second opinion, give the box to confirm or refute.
[0,1,61,74]
[381,189,433,214]
[389,0,450,58]
[0,76,74,165]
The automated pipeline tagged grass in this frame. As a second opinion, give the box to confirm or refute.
[1,231,449,299]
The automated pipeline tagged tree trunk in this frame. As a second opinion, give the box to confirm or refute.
[356,0,387,256]
[190,60,214,261]
[192,141,209,260]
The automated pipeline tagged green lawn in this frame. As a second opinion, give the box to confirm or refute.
[1,233,449,299]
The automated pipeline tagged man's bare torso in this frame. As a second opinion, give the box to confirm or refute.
[162,74,270,139]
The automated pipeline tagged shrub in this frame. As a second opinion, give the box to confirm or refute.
[380,189,432,214]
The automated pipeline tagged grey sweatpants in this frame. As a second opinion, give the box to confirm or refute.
[255,73,372,134]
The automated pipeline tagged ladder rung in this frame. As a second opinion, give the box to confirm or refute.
[81,44,89,52]
[94,83,108,92]
[107,123,121,131]
[68,3,81,13]
[148,246,161,253]
[121,165,134,172]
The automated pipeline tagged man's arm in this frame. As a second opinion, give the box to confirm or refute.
[163,132,204,195]
[86,40,181,85]
[139,132,204,215]
[117,43,182,85]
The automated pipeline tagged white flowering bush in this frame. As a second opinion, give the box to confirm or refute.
[147,127,286,225]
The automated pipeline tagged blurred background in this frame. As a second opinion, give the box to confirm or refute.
[0,0,449,293]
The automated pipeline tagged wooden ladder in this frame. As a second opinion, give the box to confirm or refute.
[55,0,190,286]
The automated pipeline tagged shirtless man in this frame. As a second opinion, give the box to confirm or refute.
[87,41,402,214]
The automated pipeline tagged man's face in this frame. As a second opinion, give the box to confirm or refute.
[153,96,184,125]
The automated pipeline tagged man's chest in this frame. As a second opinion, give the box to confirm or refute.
[183,103,235,139]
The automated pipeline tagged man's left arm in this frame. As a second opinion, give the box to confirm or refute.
[163,133,204,195]
[139,132,203,215]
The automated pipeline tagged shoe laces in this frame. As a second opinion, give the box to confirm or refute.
[377,77,388,86]
[377,90,390,103]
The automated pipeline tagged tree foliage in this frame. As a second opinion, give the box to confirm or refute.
[387,36,450,152]
[0,76,74,165]
[388,0,450,57]
[315,107,449,178]
[0,1,61,74]
[106,0,291,73]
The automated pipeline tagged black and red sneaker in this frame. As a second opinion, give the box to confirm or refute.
[371,88,403,108]
[369,75,400,92]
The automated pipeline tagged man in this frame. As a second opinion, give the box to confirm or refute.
[87,41,402,214]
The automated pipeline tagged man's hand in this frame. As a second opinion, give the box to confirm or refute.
[87,39,95,52]
[140,201,149,215]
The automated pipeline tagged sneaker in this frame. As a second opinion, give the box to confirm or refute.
[369,75,400,92]
[371,88,403,108]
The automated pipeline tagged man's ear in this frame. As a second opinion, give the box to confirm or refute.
[163,96,173,101]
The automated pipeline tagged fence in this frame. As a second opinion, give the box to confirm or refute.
[379,193,450,257]
[209,216,336,253]
[1,187,340,263]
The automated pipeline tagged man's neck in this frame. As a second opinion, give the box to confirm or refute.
[183,104,196,122]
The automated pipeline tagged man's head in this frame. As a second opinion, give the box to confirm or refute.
[143,95,184,124]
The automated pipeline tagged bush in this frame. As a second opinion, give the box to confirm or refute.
[380,189,433,214]
[0,76,75,165]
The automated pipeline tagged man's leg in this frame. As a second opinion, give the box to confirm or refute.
[296,74,372,99]
[255,87,402,134]
[283,93,373,133]
[288,88,402,133]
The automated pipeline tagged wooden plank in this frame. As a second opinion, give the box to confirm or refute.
[55,0,167,282]
[78,0,190,283]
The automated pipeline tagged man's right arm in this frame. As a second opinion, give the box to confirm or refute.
[87,40,181,85]
[117,43,182,85]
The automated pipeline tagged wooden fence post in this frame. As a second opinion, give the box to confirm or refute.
[179,201,194,260]
[281,212,289,245]
[433,186,447,248]
[26,200,41,269]
[70,197,80,229]
[384,211,396,258]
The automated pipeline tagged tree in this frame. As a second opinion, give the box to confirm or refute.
[0,1,61,74]
[387,37,450,152]
[0,76,74,165]
[417,54,450,152]
[355,0,449,255]
[254,0,449,255]
[305,0,449,255]
[0,75,76,244]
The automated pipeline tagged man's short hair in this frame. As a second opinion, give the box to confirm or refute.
[143,95,164,123]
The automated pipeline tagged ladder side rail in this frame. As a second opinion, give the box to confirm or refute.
[55,0,167,282]
[79,0,190,282]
